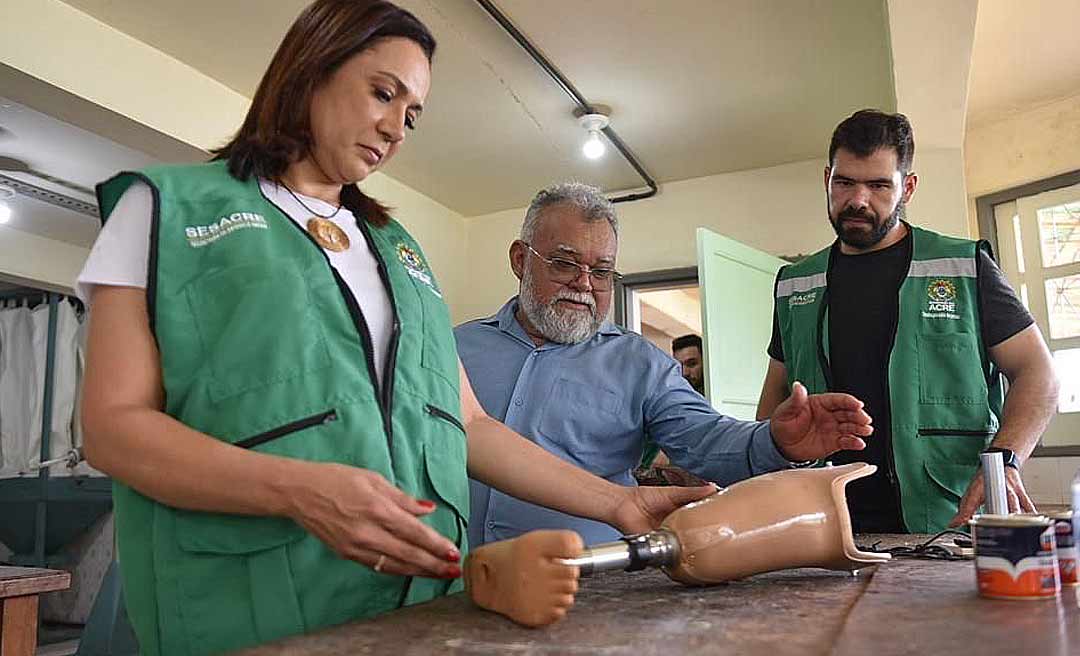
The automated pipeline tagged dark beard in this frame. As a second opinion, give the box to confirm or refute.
[830,201,905,249]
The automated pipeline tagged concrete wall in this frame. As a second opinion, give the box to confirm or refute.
[965,92,1080,200]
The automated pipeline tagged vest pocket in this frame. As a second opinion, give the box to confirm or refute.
[186,263,332,403]
[234,409,338,449]
[916,333,995,429]
[412,276,458,387]
[916,333,988,404]
[421,442,469,529]
[924,461,978,502]
[425,403,465,434]
[917,429,994,437]
[171,512,307,652]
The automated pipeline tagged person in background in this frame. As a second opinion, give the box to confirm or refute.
[672,333,705,395]
[756,109,1059,534]
[456,181,875,547]
[639,332,708,471]
[77,3,713,652]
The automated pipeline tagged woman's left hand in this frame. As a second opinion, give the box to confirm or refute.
[610,484,716,535]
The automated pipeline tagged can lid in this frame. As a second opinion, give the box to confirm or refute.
[970,513,1052,527]
[1048,510,1074,520]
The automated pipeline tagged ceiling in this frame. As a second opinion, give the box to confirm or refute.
[967,0,1080,127]
[0,96,160,247]
[59,0,896,217]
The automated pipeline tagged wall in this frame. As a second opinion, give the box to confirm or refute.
[461,151,972,323]
[0,0,246,154]
[965,92,1080,200]
[0,228,89,293]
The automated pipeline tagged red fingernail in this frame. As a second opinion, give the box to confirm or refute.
[446,549,460,563]
[418,500,436,510]
[445,566,462,579]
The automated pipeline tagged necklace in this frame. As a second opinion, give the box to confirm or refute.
[280,181,350,252]
[281,181,343,219]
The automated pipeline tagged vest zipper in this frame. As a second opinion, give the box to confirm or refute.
[355,220,401,452]
[917,429,996,437]
[425,404,466,434]
[234,409,338,449]
[260,187,399,454]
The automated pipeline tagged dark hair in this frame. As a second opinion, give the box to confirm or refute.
[672,334,702,353]
[213,0,436,226]
[828,109,915,175]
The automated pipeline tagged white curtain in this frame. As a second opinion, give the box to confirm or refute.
[0,298,87,478]
[0,303,37,477]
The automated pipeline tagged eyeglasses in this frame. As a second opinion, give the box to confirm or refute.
[523,243,623,290]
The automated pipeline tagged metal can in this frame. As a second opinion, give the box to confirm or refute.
[970,514,1060,600]
[1049,510,1078,586]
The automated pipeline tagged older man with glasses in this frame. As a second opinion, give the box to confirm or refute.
[455,182,875,547]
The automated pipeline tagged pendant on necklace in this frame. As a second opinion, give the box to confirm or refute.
[306,217,350,252]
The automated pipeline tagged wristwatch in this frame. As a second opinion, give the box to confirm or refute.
[982,446,1020,470]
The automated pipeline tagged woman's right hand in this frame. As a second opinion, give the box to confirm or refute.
[285,462,462,579]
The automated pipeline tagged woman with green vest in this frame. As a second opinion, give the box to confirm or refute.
[76,2,713,653]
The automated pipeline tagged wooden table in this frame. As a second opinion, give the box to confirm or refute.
[0,567,71,656]
[236,535,1079,655]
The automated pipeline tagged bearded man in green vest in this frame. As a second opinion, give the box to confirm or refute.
[756,110,1060,534]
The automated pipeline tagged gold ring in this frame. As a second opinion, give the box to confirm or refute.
[374,554,387,573]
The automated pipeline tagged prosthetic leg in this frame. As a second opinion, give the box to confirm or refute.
[558,462,889,583]
[464,463,889,626]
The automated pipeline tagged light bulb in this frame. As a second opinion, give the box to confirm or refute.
[582,130,606,159]
[0,202,11,225]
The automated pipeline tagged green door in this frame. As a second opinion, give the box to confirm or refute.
[695,228,785,419]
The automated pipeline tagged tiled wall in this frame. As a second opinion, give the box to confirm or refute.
[1023,456,1080,506]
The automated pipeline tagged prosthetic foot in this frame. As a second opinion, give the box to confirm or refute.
[565,463,890,583]
[464,529,584,627]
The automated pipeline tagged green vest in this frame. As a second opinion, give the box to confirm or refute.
[95,161,468,655]
[775,225,1004,533]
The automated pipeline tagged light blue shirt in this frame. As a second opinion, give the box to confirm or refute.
[455,297,792,547]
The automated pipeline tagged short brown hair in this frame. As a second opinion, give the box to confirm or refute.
[213,0,436,226]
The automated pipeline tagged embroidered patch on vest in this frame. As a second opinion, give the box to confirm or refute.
[185,212,268,248]
[923,278,960,319]
[396,242,442,298]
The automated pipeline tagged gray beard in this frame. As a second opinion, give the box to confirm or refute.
[519,269,603,344]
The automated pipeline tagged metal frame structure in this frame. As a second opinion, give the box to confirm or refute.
[474,0,658,203]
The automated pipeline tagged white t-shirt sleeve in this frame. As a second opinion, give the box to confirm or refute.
[75,181,152,304]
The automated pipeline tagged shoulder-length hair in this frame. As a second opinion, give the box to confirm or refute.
[213,0,436,226]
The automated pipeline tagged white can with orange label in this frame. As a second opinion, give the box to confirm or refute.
[970,514,1060,600]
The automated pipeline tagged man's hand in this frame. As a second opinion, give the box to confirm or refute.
[948,466,1036,527]
[770,381,873,462]
[610,484,716,535]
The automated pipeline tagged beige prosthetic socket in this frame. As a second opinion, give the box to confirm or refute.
[464,529,584,627]
[661,462,891,585]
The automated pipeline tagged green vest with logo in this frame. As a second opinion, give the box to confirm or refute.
[95,161,468,655]
[774,226,1004,533]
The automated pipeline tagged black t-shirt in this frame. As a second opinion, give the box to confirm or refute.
[766,230,1034,532]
